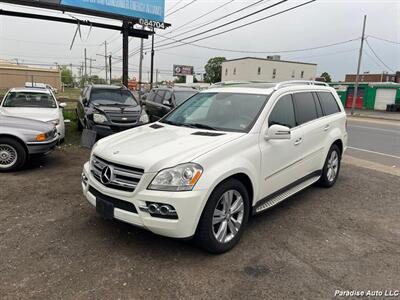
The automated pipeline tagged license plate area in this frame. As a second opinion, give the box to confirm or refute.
[96,198,114,220]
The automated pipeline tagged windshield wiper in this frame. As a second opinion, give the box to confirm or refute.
[182,123,218,131]
[161,120,183,127]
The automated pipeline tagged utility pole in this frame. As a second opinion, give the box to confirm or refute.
[104,41,108,84]
[109,55,112,84]
[138,34,144,92]
[84,48,87,80]
[150,32,155,89]
[351,15,367,116]
[122,21,129,87]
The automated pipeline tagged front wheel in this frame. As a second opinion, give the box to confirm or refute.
[0,137,27,172]
[318,144,341,188]
[195,178,250,254]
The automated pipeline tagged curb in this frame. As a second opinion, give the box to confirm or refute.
[346,114,400,123]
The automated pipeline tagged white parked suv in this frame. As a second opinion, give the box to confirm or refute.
[81,81,347,253]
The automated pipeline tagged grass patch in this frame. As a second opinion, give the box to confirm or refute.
[61,109,81,147]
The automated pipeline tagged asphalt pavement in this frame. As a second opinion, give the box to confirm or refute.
[346,118,400,168]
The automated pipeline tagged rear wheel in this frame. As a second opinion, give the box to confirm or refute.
[0,137,27,172]
[318,144,341,188]
[195,178,250,254]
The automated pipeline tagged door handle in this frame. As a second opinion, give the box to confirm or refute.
[294,137,303,146]
[324,124,330,131]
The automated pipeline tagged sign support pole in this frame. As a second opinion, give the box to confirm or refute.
[122,20,129,87]
[150,33,155,89]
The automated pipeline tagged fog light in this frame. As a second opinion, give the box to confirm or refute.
[139,202,178,219]
[82,172,88,185]
[148,203,159,214]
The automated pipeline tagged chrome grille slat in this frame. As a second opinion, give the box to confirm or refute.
[90,155,144,192]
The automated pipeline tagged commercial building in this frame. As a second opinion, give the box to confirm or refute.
[331,82,400,110]
[0,59,61,90]
[345,72,400,83]
[221,56,317,82]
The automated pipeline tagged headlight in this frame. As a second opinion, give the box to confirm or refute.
[148,163,203,191]
[36,133,46,142]
[139,110,149,123]
[48,119,59,125]
[93,113,108,124]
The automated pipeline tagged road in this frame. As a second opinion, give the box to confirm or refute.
[346,118,400,167]
[0,148,399,299]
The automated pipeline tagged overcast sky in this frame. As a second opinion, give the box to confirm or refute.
[0,0,399,81]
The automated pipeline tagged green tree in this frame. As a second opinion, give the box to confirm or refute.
[204,57,226,83]
[60,66,73,86]
[320,72,332,83]
[174,76,185,83]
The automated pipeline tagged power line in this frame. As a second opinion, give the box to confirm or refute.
[154,33,359,54]
[152,0,284,49]
[367,35,400,45]
[165,0,185,13]
[130,0,267,54]
[365,39,395,72]
[166,0,198,17]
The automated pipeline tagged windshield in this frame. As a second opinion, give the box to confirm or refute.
[2,92,57,108]
[161,92,268,132]
[174,91,198,105]
[90,89,138,106]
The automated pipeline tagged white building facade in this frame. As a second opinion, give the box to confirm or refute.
[221,56,317,82]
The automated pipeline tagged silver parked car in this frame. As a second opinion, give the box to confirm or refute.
[0,115,59,171]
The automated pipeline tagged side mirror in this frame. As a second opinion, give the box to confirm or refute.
[265,124,291,141]
[162,99,172,106]
[59,102,67,108]
[141,94,147,100]
[82,98,88,106]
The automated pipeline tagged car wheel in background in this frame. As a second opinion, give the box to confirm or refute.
[76,110,83,132]
[195,178,250,254]
[317,144,341,188]
[0,137,27,172]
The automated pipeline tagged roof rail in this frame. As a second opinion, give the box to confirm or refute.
[274,80,329,90]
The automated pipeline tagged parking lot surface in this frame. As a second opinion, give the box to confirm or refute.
[1,148,399,299]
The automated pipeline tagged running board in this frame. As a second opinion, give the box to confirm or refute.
[254,173,321,214]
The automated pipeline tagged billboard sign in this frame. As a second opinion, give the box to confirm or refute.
[4,0,165,22]
[173,65,194,76]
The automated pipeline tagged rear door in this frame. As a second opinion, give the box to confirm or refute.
[292,91,325,174]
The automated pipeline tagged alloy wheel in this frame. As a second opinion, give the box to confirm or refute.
[327,150,339,182]
[0,144,18,169]
[212,189,244,243]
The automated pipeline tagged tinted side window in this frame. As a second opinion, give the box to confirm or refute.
[313,92,323,118]
[164,91,172,101]
[268,94,296,128]
[317,92,341,115]
[147,91,155,102]
[293,92,318,125]
[153,90,165,104]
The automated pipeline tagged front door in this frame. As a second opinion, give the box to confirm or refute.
[259,94,305,198]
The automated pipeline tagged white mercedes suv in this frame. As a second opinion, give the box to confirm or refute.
[81,81,347,253]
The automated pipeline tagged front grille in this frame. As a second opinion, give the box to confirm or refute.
[107,112,139,124]
[91,155,144,192]
[89,186,138,213]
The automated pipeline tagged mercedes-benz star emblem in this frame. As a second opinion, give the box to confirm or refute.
[100,166,113,185]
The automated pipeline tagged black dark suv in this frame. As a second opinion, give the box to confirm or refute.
[76,85,147,137]
[144,87,197,122]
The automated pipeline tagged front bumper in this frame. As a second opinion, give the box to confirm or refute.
[91,122,144,138]
[26,136,59,155]
[81,162,207,239]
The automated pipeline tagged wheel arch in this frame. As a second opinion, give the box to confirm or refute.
[0,134,28,154]
[332,139,343,156]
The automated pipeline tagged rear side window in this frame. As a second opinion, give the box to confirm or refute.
[313,92,324,118]
[293,92,318,125]
[317,92,341,115]
[153,90,165,104]
[269,94,296,128]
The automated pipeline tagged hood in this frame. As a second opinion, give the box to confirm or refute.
[0,107,59,122]
[94,123,245,173]
[0,115,54,132]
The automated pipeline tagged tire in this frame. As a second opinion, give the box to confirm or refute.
[317,144,341,188]
[76,110,83,132]
[0,137,27,172]
[195,178,250,254]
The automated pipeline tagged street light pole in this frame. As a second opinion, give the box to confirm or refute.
[351,15,367,116]
[150,32,155,89]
